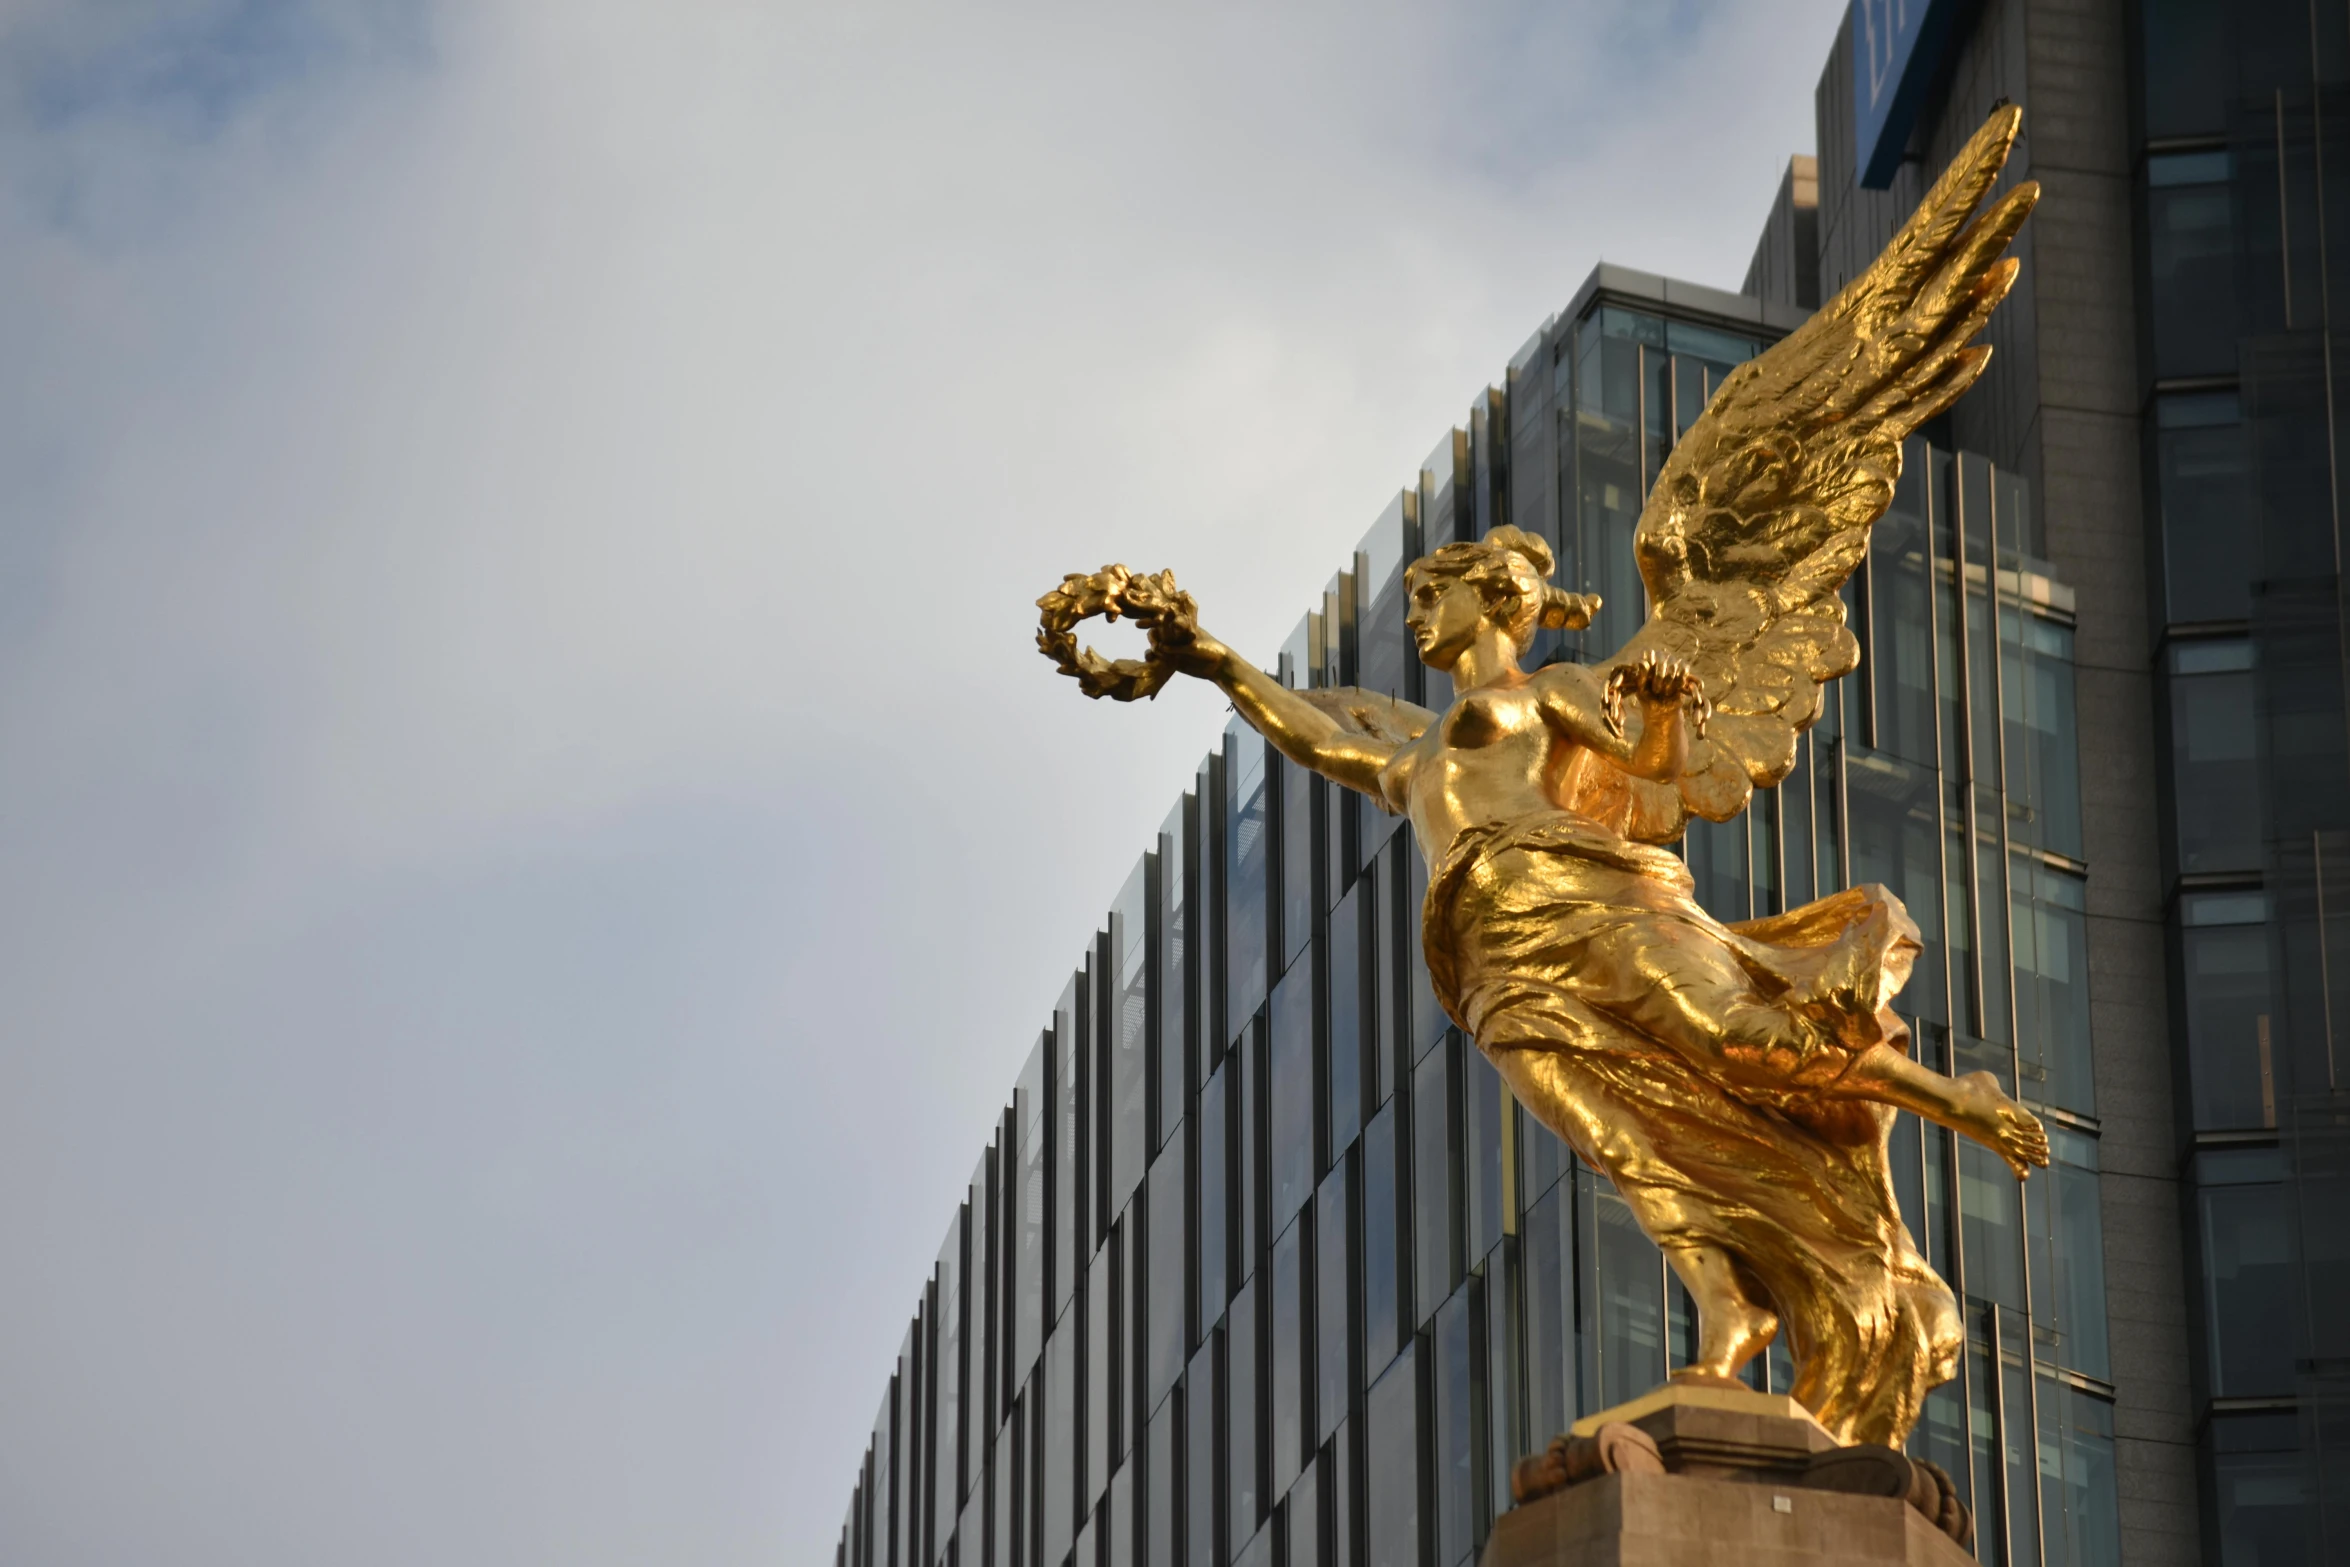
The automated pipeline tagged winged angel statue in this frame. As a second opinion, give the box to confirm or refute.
[1038,110,2042,1450]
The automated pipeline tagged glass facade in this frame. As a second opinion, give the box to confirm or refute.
[2128,3,2350,1559]
[834,274,2114,1567]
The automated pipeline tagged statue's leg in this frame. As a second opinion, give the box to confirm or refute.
[1663,1242,1778,1382]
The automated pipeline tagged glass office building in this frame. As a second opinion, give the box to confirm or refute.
[832,266,2118,1567]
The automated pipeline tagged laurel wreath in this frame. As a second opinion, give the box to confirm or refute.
[1035,565,1198,701]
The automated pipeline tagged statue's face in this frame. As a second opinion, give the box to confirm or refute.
[1406,570,1485,670]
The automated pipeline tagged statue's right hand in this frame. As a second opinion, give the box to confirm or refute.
[1148,616,1230,680]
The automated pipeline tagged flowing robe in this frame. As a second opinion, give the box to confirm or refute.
[1420,806,1960,1446]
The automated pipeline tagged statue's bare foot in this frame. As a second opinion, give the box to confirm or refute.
[1688,1294,1778,1382]
[1949,1071,2050,1178]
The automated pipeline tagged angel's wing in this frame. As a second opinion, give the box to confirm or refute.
[1603,106,2035,829]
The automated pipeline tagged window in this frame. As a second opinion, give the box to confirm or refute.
[1228,1277,1262,1544]
[1145,1390,1177,1567]
[1588,1176,1663,1409]
[2167,640,2263,876]
[1270,1220,1306,1496]
[2182,890,2280,1130]
[1111,858,1151,1223]
[1362,1102,1402,1382]
[1868,453,1940,767]
[2147,152,2238,380]
[1186,1336,1219,1567]
[2208,1414,2309,1567]
[1087,1239,1114,1510]
[1405,848,1448,1063]
[1270,964,1316,1232]
[1227,726,1271,1037]
[1315,1160,1353,1448]
[1157,800,1191,1151]
[2001,607,2083,860]
[1960,1141,2026,1311]
[1462,1047,1507,1267]
[2195,1149,2296,1397]
[1018,1042,1048,1383]
[1365,1344,1422,1567]
[1432,1285,1480,1567]
[1522,1184,1574,1441]
[930,1221,958,1541]
[1355,496,1411,708]
[1147,1140,1188,1417]
[2140,0,2231,140]
[1108,1458,1134,1567]
[2028,1127,2110,1380]
[2154,393,2253,626]
[1328,881,1365,1161]
[2012,857,2093,1115]
[1045,1315,1078,1567]
[1846,745,1951,1024]
[1412,1046,1457,1327]
[1197,1060,1229,1334]
[1058,976,1088,1315]
[1280,758,1315,972]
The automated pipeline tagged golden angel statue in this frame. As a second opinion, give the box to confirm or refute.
[1039,109,2042,1450]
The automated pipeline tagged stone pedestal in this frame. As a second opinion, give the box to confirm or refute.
[1482,1385,1974,1567]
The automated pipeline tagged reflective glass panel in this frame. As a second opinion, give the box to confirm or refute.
[2155,393,2253,626]
[2196,1155,2295,1397]
[1412,1046,1456,1327]
[1271,1220,1305,1496]
[1433,1285,1477,1567]
[2209,1415,2308,1567]
[1148,1140,1187,1416]
[1270,964,1315,1231]
[1362,1103,1401,1380]
[1187,1337,1219,1567]
[2146,152,2237,380]
[1328,881,1364,1161]
[1227,727,1271,1037]
[2167,641,2263,875]
[1228,1277,1261,1544]
[2140,0,2231,139]
[1316,1160,1352,1446]
[1522,1183,1574,1441]
[1589,1177,1663,1409]
[1366,1344,1422,1567]
[1198,1060,1229,1332]
[2182,894,2281,1130]
[1159,800,1191,1149]
[1112,859,1151,1219]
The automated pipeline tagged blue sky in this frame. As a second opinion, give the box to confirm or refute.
[0,1,1849,1561]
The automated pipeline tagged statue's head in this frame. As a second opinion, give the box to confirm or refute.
[1403,525,1599,669]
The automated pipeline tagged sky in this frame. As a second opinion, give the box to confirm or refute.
[0,2,1851,1561]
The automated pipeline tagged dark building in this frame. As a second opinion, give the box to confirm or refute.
[1740,2,2350,1564]
[838,3,2350,1565]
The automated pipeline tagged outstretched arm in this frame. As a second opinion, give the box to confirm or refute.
[1160,627,1401,800]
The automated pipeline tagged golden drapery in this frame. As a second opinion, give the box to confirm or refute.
[1421,810,1961,1447]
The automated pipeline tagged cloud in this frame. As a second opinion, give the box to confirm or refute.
[0,1,1847,1561]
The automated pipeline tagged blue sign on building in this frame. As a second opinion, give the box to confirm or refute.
[1853,0,1969,188]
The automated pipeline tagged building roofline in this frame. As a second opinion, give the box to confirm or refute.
[1562,261,1813,339]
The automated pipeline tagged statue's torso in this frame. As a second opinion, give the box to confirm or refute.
[1386,676,1588,865]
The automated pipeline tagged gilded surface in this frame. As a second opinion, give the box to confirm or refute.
[1039,109,2045,1450]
